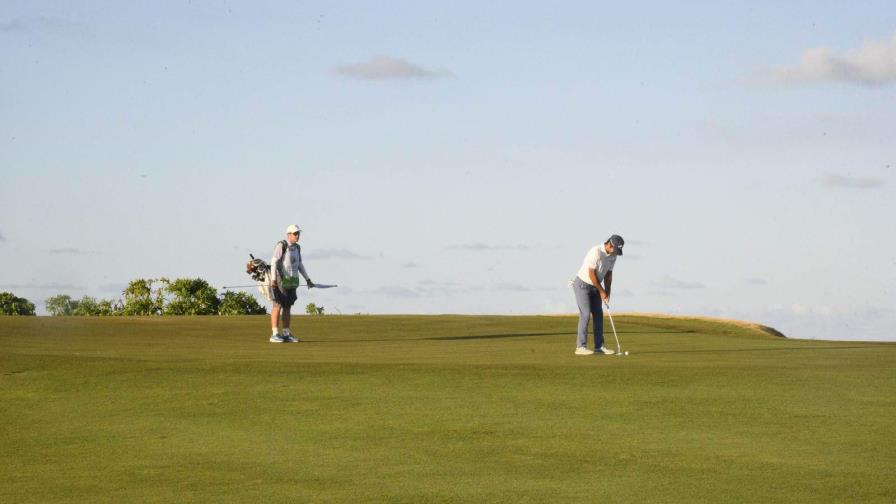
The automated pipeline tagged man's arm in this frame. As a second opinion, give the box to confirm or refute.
[604,270,613,301]
[297,262,313,287]
[589,268,609,302]
[271,245,283,287]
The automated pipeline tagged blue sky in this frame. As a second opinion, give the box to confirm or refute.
[1,1,894,340]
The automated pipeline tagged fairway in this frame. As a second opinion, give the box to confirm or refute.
[2,315,894,503]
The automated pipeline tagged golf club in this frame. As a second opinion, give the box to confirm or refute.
[604,302,629,356]
[222,283,338,290]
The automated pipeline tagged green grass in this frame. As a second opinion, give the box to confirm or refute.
[1,315,894,503]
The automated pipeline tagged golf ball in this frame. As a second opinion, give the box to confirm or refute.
[624,351,630,356]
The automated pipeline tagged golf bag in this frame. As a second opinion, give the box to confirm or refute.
[245,255,276,303]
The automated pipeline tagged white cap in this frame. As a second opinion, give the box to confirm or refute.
[286,224,302,234]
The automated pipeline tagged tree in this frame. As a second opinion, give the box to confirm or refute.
[164,278,220,315]
[218,291,266,315]
[46,294,78,316]
[0,292,36,316]
[305,302,325,316]
[73,296,121,316]
[122,279,165,316]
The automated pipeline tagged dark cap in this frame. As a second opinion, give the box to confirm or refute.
[608,234,624,256]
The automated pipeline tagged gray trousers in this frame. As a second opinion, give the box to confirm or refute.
[573,277,604,349]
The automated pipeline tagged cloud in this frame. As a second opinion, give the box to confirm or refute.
[0,230,5,242]
[490,283,533,292]
[307,248,372,260]
[771,32,896,86]
[365,286,420,298]
[44,248,99,255]
[335,56,452,80]
[0,282,85,291]
[753,304,896,341]
[99,283,127,293]
[818,173,885,189]
[402,261,422,268]
[1,16,75,33]
[446,243,530,251]
[745,277,768,286]
[653,276,706,290]
[0,18,27,32]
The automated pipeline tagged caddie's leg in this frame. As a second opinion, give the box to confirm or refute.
[574,278,592,348]
[271,303,281,334]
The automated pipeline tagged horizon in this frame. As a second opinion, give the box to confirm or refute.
[1,1,894,341]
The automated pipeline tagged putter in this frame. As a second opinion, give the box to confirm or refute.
[604,302,629,356]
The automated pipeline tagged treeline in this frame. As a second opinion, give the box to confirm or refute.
[0,278,266,316]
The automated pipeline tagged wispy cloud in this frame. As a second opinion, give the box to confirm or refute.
[335,56,452,80]
[367,280,547,298]
[99,283,127,293]
[446,243,529,251]
[653,276,706,290]
[0,282,85,291]
[365,286,421,298]
[402,261,422,268]
[1,16,75,34]
[770,32,896,86]
[307,248,372,260]
[819,173,885,189]
[490,283,533,292]
[0,230,5,242]
[44,248,99,255]
[745,277,768,286]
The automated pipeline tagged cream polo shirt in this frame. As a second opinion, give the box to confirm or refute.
[576,245,616,286]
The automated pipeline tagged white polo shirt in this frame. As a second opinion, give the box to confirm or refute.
[576,245,616,286]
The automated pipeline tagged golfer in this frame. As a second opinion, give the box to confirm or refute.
[573,234,624,355]
[270,224,314,343]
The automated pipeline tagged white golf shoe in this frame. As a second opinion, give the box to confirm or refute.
[575,347,595,355]
[269,334,286,343]
[596,346,616,355]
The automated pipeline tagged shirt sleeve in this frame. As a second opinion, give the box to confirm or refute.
[271,244,284,282]
[297,261,310,281]
[586,247,599,271]
[295,246,310,281]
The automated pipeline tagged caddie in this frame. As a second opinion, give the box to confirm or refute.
[270,224,314,343]
[573,234,624,355]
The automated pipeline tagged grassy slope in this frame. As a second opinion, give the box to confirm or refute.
[1,315,894,503]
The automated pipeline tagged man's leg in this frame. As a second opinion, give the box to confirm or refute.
[574,278,593,349]
[591,293,604,349]
[271,303,281,333]
[268,302,286,342]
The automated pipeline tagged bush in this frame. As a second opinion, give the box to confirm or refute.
[219,291,266,315]
[305,302,325,316]
[46,294,122,316]
[45,294,78,316]
[164,278,220,315]
[0,292,36,316]
[122,279,165,316]
[74,296,121,316]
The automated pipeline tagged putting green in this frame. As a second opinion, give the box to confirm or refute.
[2,315,894,503]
